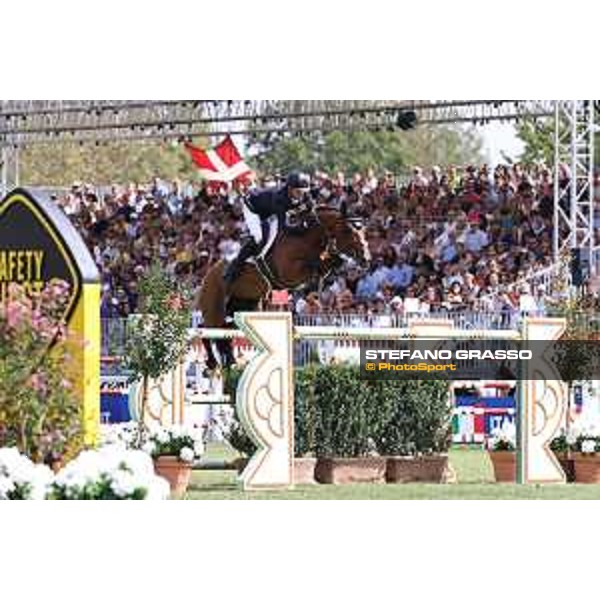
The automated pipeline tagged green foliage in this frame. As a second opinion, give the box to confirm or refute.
[312,366,396,457]
[250,126,483,176]
[123,263,192,383]
[50,474,148,500]
[377,380,452,456]
[547,294,597,385]
[516,114,600,166]
[514,117,555,165]
[294,366,319,456]
[19,138,207,186]
[0,282,82,463]
[223,364,451,459]
[550,432,569,454]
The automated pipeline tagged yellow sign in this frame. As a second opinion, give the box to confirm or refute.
[0,188,100,444]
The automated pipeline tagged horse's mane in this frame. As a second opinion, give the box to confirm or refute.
[315,204,343,219]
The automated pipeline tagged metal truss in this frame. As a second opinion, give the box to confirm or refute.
[553,101,596,275]
[0,145,19,198]
[0,100,555,147]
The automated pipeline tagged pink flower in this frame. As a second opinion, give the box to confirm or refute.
[5,300,28,330]
[29,373,47,394]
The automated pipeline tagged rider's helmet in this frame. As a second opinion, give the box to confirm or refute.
[286,172,311,208]
[286,171,311,192]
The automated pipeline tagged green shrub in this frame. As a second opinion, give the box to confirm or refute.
[377,380,452,456]
[223,364,451,459]
[312,366,396,458]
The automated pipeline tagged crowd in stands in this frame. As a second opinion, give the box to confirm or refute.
[54,162,584,321]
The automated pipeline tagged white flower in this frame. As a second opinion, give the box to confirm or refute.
[582,439,596,454]
[155,429,170,444]
[0,475,15,498]
[111,470,137,498]
[53,446,170,500]
[142,441,156,456]
[566,429,578,446]
[0,448,53,500]
[179,447,195,463]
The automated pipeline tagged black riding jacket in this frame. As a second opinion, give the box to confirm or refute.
[245,186,296,224]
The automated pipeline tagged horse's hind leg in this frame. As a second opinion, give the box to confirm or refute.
[202,339,219,371]
[217,339,236,368]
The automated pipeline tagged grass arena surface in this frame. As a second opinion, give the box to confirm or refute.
[184,445,600,500]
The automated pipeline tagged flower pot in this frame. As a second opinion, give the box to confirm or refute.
[553,452,575,483]
[488,451,516,483]
[294,457,317,485]
[315,457,386,484]
[573,453,600,483]
[385,455,450,483]
[153,456,192,498]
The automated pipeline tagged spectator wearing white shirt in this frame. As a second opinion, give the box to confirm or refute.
[461,222,489,253]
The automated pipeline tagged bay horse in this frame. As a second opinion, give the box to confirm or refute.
[196,204,370,369]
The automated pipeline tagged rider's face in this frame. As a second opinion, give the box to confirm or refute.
[288,187,306,202]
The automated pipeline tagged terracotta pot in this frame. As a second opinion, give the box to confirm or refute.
[385,455,450,483]
[315,457,386,484]
[154,456,192,497]
[573,453,600,483]
[294,457,317,485]
[488,451,516,483]
[553,452,575,483]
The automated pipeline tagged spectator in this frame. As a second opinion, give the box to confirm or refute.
[57,161,562,320]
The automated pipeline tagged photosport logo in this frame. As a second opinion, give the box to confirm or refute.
[359,339,600,381]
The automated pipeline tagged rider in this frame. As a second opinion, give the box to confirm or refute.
[223,171,313,285]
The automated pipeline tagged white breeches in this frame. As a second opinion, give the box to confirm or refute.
[242,202,278,258]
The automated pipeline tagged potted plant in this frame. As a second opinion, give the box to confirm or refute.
[549,430,575,482]
[122,263,191,491]
[313,366,394,484]
[0,447,54,500]
[378,380,453,483]
[224,419,256,473]
[486,422,516,483]
[123,263,192,434]
[145,424,204,497]
[570,423,600,483]
[50,446,171,500]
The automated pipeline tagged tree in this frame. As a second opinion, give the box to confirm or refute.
[249,125,483,176]
[123,263,192,438]
[515,113,600,166]
[18,138,209,186]
[514,118,555,165]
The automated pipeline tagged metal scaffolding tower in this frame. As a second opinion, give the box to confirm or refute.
[553,100,596,276]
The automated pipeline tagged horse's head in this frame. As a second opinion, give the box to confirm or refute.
[316,205,371,267]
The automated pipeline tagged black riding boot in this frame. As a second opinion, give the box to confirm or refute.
[223,239,258,285]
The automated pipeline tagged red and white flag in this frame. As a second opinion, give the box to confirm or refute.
[184,135,253,183]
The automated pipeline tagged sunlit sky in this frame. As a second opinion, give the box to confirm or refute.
[479,122,525,165]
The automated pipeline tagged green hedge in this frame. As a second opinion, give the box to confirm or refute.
[223,365,451,458]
